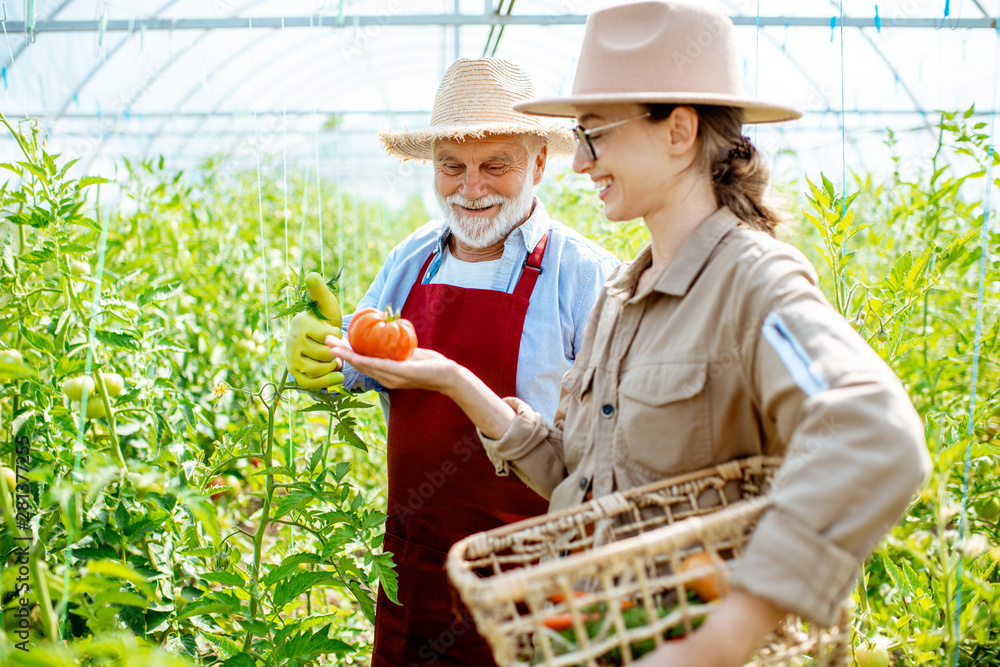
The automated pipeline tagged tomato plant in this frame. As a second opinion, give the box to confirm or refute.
[0,114,421,666]
[348,306,418,360]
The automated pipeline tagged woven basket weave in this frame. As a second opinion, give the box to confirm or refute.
[446,456,851,666]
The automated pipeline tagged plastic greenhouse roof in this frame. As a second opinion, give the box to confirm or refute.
[0,0,998,205]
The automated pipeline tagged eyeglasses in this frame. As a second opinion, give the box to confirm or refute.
[573,112,652,161]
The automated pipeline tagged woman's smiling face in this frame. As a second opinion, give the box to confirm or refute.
[571,104,700,224]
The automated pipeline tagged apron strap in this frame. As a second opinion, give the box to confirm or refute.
[412,230,550,300]
[413,249,436,286]
[513,230,550,299]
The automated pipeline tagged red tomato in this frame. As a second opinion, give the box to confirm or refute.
[679,552,730,602]
[348,307,418,361]
[542,612,600,631]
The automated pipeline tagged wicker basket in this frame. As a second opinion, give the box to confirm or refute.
[446,456,851,667]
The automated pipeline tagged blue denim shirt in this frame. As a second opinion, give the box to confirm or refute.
[342,198,619,422]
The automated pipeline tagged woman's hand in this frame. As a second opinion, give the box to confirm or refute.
[632,590,786,667]
[325,336,459,393]
[325,335,518,440]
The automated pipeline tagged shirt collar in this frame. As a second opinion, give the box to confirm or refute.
[508,197,551,254]
[607,206,739,299]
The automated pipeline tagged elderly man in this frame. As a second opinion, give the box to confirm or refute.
[286,58,617,666]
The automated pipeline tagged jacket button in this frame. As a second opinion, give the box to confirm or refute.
[579,477,589,491]
[601,404,614,417]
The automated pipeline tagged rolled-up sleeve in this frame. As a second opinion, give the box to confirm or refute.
[478,396,568,501]
[730,248,930,626]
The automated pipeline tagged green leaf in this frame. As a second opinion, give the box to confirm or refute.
[220,654,256,667]
[0,356,35,379]
[18,248,55,264]
[20,324,54,354]
[262,553,321,588]
[138,281,182,308]
[119,605,146,636]
[272,300,310,320]
[273,571,338,608]
[277,623,352,662]
[202,632,242,660]
[181,546,216,558]
[19,160,49,182]
[202,571,245,587]
[174,591,242,620]
[347,579,377,623]
[79,176,111,188]
[60,242,94,254]
[370,551,399,605]
[87,560,155,598]
[335,416,369,452]
[98,590,153,609]
[273,489,314,520]
[94,329,142,351]
[70,545,119,561]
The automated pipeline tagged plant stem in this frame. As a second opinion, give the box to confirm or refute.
[243,371,287,653]
[29,541,61,641]
[94,372,127,470]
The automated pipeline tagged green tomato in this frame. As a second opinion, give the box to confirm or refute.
[1,466,16,491]
[69,260,91,276]
[100,372,124,397]
[973,456,994,478]
[63,375,95,402]
[86,400,106,420]
[975,497,1000,521]
[855,644,890,667]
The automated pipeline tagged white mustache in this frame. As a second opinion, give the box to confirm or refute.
[446,193,505,210]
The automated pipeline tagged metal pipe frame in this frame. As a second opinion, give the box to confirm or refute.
[33,108,998,120]
[4,15,997,32]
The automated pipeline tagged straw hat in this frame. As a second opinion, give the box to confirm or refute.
[514,2,801,123]
[379,58,576,161]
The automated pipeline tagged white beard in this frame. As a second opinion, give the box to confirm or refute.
[436,173,536,249]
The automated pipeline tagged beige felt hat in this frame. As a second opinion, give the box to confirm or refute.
[379,58,576,161]
[514,2,801,124]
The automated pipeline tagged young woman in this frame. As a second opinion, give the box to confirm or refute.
[328,3,929,665]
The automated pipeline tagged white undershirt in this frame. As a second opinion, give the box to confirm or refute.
[429,246,502,290]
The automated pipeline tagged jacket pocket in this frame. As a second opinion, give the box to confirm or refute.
[617,360,713,476]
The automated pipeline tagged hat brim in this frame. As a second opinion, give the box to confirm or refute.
[514,93,802,124]
[379,122,577,161]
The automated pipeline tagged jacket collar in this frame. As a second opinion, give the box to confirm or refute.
[608,206,739,299]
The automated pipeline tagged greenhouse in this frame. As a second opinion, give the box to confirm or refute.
[0,1,998,666]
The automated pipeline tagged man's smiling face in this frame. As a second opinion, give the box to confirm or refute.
[433,135,544,249]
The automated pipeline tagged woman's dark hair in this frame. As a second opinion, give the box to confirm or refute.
[647,104,787,235]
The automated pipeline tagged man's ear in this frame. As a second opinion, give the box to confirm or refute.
[533,143,548,185]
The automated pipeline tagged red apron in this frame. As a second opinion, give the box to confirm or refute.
[371,233,552,667]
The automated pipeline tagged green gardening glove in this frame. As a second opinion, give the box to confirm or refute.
[285,272,345,389]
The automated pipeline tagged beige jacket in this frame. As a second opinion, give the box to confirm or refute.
[480,206,930,626]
